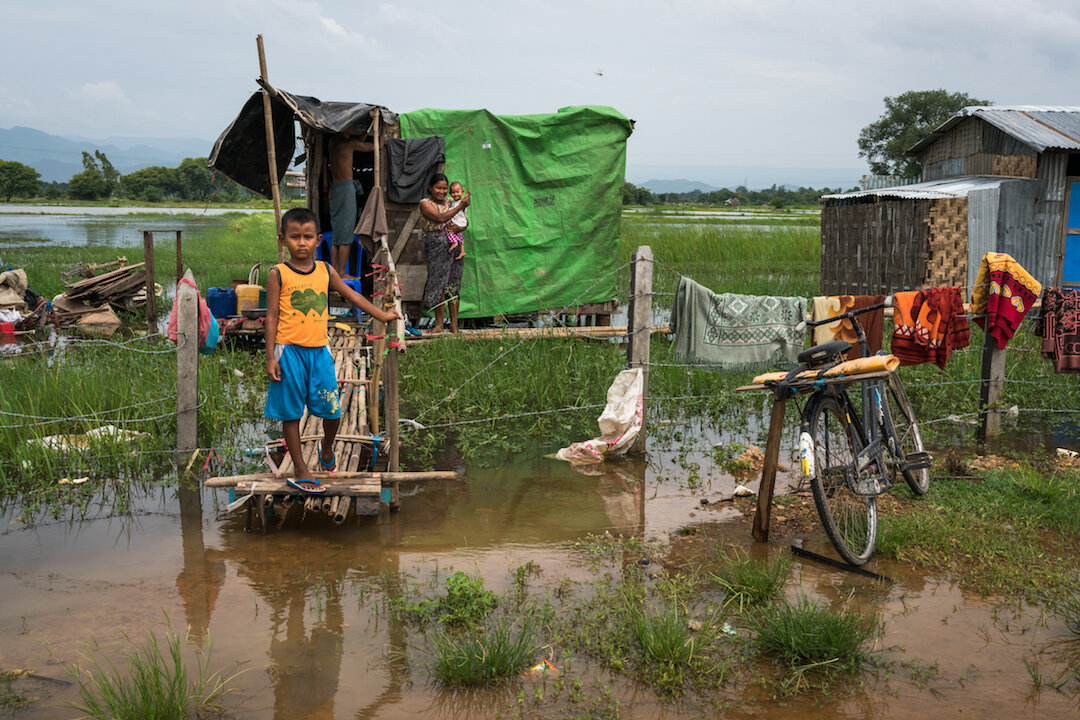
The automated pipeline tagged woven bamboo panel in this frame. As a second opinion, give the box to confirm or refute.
[993,154,1038,178]
[821,197,931,294]
[924,197,967,287]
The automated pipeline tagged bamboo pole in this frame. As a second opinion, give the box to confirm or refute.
[333,496,351,525]
[256,34,284,262]
[205,470,457,488]
[371,108,381,189]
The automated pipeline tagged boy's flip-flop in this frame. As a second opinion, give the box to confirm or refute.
[318,451,337,472]
[287,478,326,495]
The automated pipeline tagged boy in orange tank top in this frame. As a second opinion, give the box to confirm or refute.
[265,208,400,494]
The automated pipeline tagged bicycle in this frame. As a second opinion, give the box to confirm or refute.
[762,299,931,565]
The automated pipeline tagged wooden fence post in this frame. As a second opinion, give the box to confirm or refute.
[176,269,199,463]
[143,231,156,339]
[979,330,1007,442]
[627,246,653,454]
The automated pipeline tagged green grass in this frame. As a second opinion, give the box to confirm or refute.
[0,339,265,508]
[710,546,792,612]
[877,464,1080,598]
[429,619,539,686]
[629,603,728,696]
[68,631,240,720]
[745,595,878,692]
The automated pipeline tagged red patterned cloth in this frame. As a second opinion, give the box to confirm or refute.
[1036,287,1080,374]
[971,252,1041,350]
[891,287,970,369]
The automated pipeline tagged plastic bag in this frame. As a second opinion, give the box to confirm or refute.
[167,277,215,352]
[556,368,643,464]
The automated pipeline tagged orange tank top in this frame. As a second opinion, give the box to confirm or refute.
[274,261,330,347]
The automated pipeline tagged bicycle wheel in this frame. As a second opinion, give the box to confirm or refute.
[882,373,930,495]
[806,394,878,565]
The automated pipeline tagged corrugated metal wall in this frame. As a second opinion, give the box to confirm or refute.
[965,163,1063,289]
[967,187,999,289]
[821,197,931,294]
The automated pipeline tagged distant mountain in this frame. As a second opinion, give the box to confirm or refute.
[0,126,214,183]
[629,164,863,192]
[641,178,721,194]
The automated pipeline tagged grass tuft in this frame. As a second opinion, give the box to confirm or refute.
[67,630,240,720]
[711,546,792,612]
[429,619,539,686]
[747,595,877,676]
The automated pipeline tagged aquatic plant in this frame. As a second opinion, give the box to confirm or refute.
[630,603,728,696]
[710,546,792,612]
[67,630,240,720]
[746,595,878,676]
[429,619,539,686]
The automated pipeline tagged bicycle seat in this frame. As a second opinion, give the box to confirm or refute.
[798,340,851,367]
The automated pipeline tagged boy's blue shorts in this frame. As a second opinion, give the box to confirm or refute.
[265,344,341,421]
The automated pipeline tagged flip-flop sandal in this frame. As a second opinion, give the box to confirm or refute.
[318,451,337,472]
[286,478,325,495]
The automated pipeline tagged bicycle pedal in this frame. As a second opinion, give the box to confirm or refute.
[906,451,932,470]
[852,474,890,497]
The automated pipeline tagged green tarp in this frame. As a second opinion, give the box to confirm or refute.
[400,106,633,318]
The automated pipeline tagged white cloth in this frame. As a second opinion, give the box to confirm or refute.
[556,368,643,465]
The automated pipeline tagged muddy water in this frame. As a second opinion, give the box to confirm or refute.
[1,446,1078,719]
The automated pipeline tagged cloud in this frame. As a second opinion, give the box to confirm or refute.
[75,81,129,106]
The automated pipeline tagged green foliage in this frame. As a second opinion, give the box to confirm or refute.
[0,159,41,201]
[621,181,844,207]
[1045,577,1080,636]
[630,603,727,696]
[857,89,992,178]
[436,572,498,627]
[711,546,792,611]
[69,151,111,200]
[429,619,539,686]
[746,596,877,677]
[878,463,1080,598]
[68,631,239,720]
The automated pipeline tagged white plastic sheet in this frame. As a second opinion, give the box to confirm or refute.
[556,368,643,465]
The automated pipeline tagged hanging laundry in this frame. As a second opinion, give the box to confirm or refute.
[670,276,805,371]
[1036,287,1080,374]
[971,252,1041,350]
[811,295,886,360]
[891,287,970,369]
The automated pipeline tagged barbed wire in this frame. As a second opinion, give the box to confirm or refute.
[0,397,208,430]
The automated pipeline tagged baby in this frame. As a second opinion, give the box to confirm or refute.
[446,181,468,260]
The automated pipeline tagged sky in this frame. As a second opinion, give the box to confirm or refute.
[2,0,1079,187]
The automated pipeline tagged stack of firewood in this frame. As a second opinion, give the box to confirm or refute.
[62,261,148,311]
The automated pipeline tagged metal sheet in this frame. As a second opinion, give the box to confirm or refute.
[910,106,1080,155]
[967,187,999,290]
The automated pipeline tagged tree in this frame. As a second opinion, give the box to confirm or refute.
[857,89,992,179]
[94,150,120,197]
[0,160,41,201]
[68,151,111,200]
[120,165,179,200]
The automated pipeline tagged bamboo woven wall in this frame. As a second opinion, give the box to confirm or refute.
[924,197,968,287]
[820,197,931,294]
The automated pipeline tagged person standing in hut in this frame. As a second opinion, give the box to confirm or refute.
[420,173,471,333]
[328,128,377,278]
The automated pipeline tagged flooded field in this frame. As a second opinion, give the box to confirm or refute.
[2,442,1077,719]
[0,206,267,248]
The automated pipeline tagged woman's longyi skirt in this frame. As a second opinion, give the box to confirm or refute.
[422,229,464,310]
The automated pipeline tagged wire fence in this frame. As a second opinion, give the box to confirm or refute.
[2,252,1078,483]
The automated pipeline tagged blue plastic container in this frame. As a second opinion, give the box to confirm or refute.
[206,287,237,318]
[343,278,366,320]
[317,232,362,276]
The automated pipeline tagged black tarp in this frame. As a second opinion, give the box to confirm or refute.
[208,89,397,198]
[385,137,445,204]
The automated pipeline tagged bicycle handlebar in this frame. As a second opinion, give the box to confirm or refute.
[804,296,893,329]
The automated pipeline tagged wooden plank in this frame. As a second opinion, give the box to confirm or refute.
[391,207,422,264]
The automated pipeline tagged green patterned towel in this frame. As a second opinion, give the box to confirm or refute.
[670,277,806,371]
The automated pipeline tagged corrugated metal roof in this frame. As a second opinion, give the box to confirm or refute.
[822,176,1013,202]
[908,106,1080,154]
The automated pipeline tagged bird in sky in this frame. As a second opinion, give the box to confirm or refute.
[594,68,604,77]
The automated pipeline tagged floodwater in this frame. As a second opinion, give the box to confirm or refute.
[0,205,268,248]
[2,442,1078,719]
